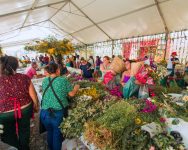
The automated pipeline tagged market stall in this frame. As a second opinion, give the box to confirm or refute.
[31,66,188,150]
[0,0,188,149]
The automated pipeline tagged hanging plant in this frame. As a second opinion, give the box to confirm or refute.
[24,36,74,55]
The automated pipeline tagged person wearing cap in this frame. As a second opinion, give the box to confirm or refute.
[171,52,179,69]
[167,52,179,76]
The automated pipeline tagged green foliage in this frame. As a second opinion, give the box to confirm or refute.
[84,101,136,149]
[60,95,117,138]
[152,133,185,150]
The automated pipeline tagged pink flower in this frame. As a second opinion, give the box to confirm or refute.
[141,100,157,113]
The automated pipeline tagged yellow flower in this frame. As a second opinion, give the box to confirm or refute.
[135,118,142,125]
[48,48,55,54]
[134,128,141,135]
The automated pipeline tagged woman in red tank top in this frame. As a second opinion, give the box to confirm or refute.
[0,56,39,150]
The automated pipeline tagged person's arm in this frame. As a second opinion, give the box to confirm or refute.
[68,84,80,97]
[29,82,39,112]
[135,80,142,85]
[32,69,38,78]
[81,70,84,76]
[100,64,106,73]
[80,66,84,76]
[87,62,92,70]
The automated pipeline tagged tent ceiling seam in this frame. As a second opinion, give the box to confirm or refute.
[96,0,172,26]
[154,0,169,33]
[48,0,69,20]
[70,0,112,40]
[0,0,67,18]
[1,38,40,47]
[49,6,86,18]
[0,20,49,36]
[50,20,86,45]
[63,0,172,38]
[0,0,173,38]
[20,0,40,33]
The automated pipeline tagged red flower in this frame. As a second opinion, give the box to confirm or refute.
[151,92,156,97]
[160,117,166,123]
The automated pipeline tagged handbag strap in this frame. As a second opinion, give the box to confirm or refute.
[41,77,58,107]
[48,77,64,109]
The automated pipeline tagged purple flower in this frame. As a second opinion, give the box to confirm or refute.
[141,100,157,113]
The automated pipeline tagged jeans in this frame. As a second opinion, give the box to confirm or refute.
[40,109,64,150]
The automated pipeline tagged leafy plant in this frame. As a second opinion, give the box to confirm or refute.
[61,95,117,138]
[84,101,136,149]
[152,133,185,150]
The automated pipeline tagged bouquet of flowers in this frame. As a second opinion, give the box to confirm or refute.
[135,65,155,85]
[156,65,168,78]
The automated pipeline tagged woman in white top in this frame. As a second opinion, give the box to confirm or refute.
[100,56,111,80]
[88,56,95,73]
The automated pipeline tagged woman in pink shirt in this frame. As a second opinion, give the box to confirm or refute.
[25,62,38,79]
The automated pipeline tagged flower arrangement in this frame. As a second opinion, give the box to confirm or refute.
[60,72,187,149]
[141,99,157,113]
[158,60,167,67]
[19,59,31,67]
[84,101,136,149]
[24,36,74,55]
[60,90,116,138]
[156,65,168,79]
[77,87,100,100]
[67,73,83,83]
[108,86,122,98]
[152,133,185,150]
[60,95,93,138]
[135,65,155,85]
[122,126,185,150]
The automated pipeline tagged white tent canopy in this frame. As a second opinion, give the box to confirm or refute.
[0,0,188,47]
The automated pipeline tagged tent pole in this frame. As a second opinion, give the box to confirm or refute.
[19,0,40,33]
[112,40,114,57]
[154,0,169,33]
[164,32,169,60]
[85,45,88,59]
[154,0,169,60]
